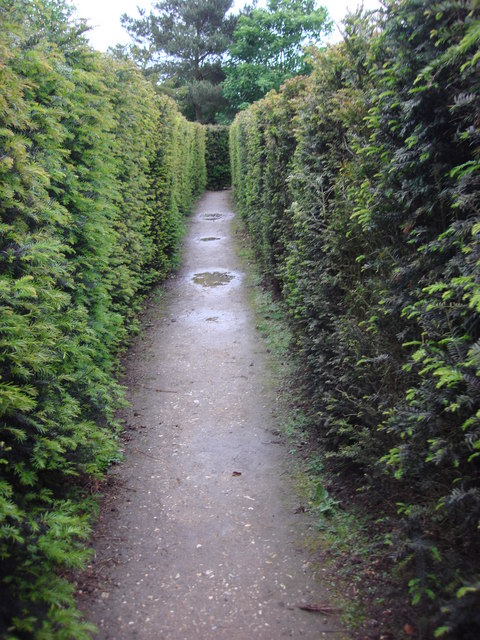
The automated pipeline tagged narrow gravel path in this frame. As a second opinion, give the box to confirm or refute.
[78,191,347,639]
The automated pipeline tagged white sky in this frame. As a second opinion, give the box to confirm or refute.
[72,0,382,52]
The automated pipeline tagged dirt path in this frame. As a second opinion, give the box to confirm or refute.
[78,191,347,639]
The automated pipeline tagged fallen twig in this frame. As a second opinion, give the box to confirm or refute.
[299,604,340,614]
[133,448,164,461]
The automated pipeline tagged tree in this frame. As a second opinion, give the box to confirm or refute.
[122,0,236,122]
[223,0,331,111]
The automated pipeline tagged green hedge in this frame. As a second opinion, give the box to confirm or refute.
[0,0,205,636]
[205,125,231,190]
[230,1,480,636]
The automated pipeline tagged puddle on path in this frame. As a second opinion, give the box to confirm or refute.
[192,271,234,287]
[199,236,221,242]
[202,213,223,220]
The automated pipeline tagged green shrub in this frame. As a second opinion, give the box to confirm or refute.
[205,125,231,190]
[230,77,306,288]
[0,0,206,635]
[230,1,480,636]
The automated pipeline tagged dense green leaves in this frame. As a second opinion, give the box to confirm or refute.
[0,0,205,635]
[120,0,334,122]
[205,125,231,189]
[223,0,331,110]
[122,0,236,122]
[230,1,480,636]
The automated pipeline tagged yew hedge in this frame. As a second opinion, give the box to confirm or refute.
[230,1,480,636]
[0,0,205,636]
[205,125,231,190]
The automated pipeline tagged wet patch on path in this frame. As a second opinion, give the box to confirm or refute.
[202,212,223,220]
[193,271,234,287]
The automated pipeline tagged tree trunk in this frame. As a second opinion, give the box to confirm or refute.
[194,101,202,122]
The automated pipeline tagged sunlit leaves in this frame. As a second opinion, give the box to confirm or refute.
[0,0,206,635]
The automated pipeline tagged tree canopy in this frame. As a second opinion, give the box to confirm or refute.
[122,0,236,122]
[122,0,332,122]
[223,0,331,111]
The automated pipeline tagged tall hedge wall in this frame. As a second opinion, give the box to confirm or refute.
[0,0,205,636]
[230,1,480,636]
[205,125,231,190]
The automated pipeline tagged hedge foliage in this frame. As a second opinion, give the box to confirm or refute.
[230,0,480,636]
[0,0,205,635]
[205,125,231,190]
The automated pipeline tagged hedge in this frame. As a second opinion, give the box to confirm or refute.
[205,125,231,190]
[230,1,480,636]
[0,0,205,636]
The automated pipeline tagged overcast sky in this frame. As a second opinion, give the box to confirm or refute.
[72,0,382,51]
